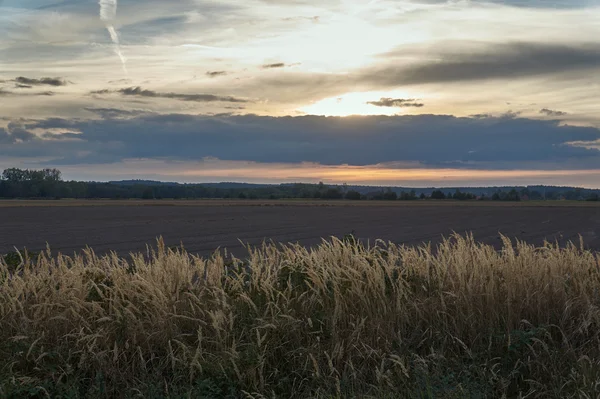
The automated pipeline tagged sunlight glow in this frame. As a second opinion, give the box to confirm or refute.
[300,91,425,117]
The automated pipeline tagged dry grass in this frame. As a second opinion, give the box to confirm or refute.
[2,234,600,398]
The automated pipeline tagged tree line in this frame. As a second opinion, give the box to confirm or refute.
[0,168,598,201]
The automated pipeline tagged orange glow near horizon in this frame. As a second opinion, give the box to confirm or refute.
[165,161,600,186]
[48,159,600,188]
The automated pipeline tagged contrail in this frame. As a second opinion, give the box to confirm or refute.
[99,0,127,74]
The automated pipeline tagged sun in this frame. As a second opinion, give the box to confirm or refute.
[299,91,422,117]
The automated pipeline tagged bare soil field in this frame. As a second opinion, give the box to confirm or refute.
[2,200,600,256]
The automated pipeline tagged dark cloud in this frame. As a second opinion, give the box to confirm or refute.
[15,83,33,89]
[470,113,495,119]
[369,42,600,86]
[367,98,425,108]
[500,110,522,119]
[92,87,248,103]
[84,108,153,119]
[6,114,600,170]
[0,128,10,144]
[262,63,287,69]
[206,71,228,77]
[0,89,55,97]
[90,89,112,95]
[540,108,568,117]
[14,76,68,87]
[0,123,36,144]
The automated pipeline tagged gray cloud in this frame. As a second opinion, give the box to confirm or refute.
[6,114,600,170]
[15,76,68,87]
[84,107,153,119]
[92,86,248,103]
[0,89,55,97]
[0,129,10,145]
[500,110,522,119]
[470,113,495,119]
[540,108,568,117]
[90,89,112,95]
[206,71,228,78]
[244,41,600,105]
[0,123,36,144]
[41,132,82,140]
[262,63,287,69]
[367,98,425,107]
[369,42,600,86]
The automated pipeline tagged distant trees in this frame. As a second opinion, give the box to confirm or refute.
[430,190,446,200]
[491,189,520,201]
[2,167,600,202]
[399,190,417,201]
[0,168,63,198]
[452,190,476,201]
[382,189,398,201]
[506,189,521,201]
[2,168,62,182]
[322,188,344,199]
[345,190,362,200]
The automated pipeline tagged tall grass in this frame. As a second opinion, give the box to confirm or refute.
[2,234,600,398]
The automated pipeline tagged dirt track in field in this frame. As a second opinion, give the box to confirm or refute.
[2,201,600,257]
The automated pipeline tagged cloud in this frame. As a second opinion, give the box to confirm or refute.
[90,89,112,95]
[500,110,522,119]
[84,107,153,119]
[14,76,68,87]
[0,123,36,144]
[242,41,600,105]
[540,108,568,117]
[0,89,55,97]
[367,98,425,107]
[368,42,600,86]
[206,71,228,77]
[6,114,600,171]
[92,87,248,103]
[40,132,83,141]
[282,15,320,23]
[262,63,287,69]
[470,113,495,119]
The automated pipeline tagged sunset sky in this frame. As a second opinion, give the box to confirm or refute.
[1,0,600,187]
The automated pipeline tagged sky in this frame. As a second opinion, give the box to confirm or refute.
[1,0,600,187]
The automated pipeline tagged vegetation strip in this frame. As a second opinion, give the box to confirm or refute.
[2,235,600,397]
